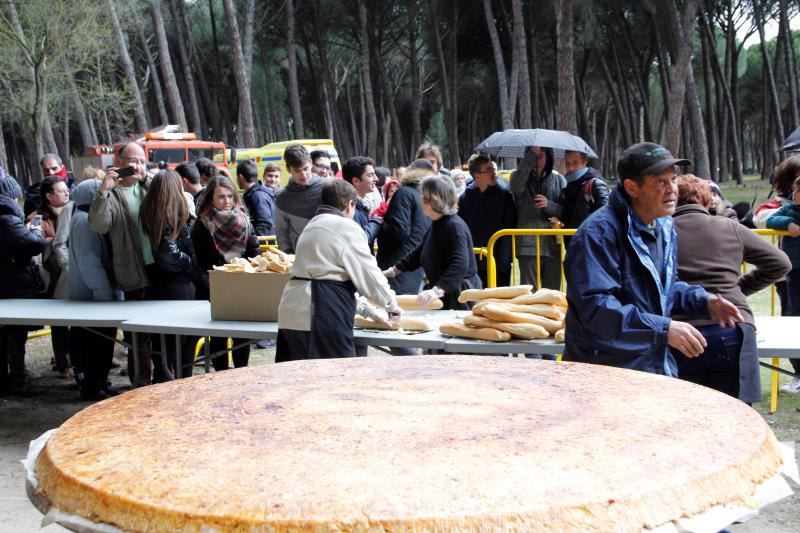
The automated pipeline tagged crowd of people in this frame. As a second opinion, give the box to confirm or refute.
[1,138,799,404]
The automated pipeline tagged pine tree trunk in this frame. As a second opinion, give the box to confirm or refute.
[108,0,147,133]
[358,0,379,158]
[409,21,422,158]
[554,0,576,133]
[701,27,717,181]
[779,0,799,136]
[685,63,710,179]
[0,116,7,170]
[753,0,784,146]
[241,0,256,138]
[220,0,255,146]
[483,0,512,129]
[286,0,304,138]
[167,0,201,133]
[135,18,169,126]
[427,0,460,166]
[151,0,188,130]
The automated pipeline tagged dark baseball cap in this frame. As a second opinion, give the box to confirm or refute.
[617,142,691,181]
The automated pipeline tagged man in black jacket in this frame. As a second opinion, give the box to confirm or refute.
[551,150,610,234]
[238,160,275,237]
[342,156,381,248]
[459,154,517,288]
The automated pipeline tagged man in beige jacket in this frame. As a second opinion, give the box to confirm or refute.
[277,180,401,361]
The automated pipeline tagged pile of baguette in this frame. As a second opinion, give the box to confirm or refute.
[212,248,295,273]
[439,285,567,343]
[354,294,442,332]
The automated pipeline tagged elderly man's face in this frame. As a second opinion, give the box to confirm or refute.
[41,158,61,177]
[119,144,147,183]
[624,166,678,224]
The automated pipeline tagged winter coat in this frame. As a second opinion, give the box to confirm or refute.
[50,201,73,299]
[766,203,800,269]
[242,182,276,237]
[396,214,481,309]
[153,224,198,280]
[376,169,431,269]
[509,149,565,257]
[0,195,46,298]
[563,185,709,376]
[674,204,790,325]
[458,183,517,272]
[353,197,381,248]
[274,176,325,253]
[551,167,610,230]
[88,179,151,292]
[68,205,114,302]
[191,218,260,300]
[278,208,396,332]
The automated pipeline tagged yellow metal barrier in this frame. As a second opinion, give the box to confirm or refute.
[27,328,51,340]
[258,235,279,251]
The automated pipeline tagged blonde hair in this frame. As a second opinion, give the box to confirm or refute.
[420,175,458,215]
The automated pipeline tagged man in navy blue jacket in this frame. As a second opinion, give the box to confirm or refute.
[459,154,517,288]
[238,160,275,237]
[342,156,381,249]
[563,142,743,376]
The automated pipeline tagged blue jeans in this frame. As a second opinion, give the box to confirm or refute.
[673,324,742,400]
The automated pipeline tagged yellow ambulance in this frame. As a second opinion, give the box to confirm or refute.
[218,139,341,186]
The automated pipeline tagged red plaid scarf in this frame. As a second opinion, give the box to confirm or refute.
[200,206,251,262]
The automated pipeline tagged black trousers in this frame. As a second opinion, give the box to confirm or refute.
[0,328,27,390]
[74,327,115,395]
[151,274,197,380]
[210,336,250,371]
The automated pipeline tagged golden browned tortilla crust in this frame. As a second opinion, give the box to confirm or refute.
[35,356,783,532]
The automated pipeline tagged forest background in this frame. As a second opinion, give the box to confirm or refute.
[0,0,798,187]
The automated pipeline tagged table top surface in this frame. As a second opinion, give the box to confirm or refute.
[120,302,278,339]
[0,299,207,327]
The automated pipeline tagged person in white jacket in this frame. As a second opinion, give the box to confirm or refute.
[277,180,401,361]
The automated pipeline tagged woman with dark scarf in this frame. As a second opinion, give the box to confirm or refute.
[192,176,260,371]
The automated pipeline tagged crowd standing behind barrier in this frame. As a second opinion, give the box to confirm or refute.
[3,142,799,407]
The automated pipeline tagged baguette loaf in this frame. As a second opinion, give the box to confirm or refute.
[474,304,563,334]
[472,301,565,321]
[439,323,511,342]
[510,289,567,308]
[463,314,549,340]
[354,316,432,332]
[554,328,565,342]
[457,285,533,304]
[395,294,444,311]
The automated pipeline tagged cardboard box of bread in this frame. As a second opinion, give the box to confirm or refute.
[209,249,293,322]
[439,285,567,342]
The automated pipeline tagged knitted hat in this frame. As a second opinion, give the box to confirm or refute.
[0,168,22,201]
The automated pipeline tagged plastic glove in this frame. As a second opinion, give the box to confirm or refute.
[387,304,403,322]
[416,288,443,309]
[361,305,393,329]
[382,266,399,279]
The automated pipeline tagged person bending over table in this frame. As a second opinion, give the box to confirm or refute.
[383,175,481,310]
[192,176,260,371]
[672,175,790,403]
[276,180,401,362]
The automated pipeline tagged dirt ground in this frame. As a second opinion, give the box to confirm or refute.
[1,335,798,532]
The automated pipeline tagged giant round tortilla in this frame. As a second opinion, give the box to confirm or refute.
[34,356,782,532]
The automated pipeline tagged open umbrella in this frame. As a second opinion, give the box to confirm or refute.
[780,126,800,151]
[475,128,599,159]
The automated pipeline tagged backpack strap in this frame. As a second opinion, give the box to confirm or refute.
[583,178,596,205]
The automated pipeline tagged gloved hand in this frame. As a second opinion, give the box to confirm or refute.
[387,304,403,322]
[382,266,399,279]
[416,288,443,308]
[369,307,394,329]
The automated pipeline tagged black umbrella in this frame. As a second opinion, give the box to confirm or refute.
[475,128,599,159]
[780,126,800,151]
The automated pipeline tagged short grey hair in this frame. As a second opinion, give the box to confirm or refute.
[420,174,458,216]
[40,153,62,165]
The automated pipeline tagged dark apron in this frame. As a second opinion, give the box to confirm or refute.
[287,276,357,359]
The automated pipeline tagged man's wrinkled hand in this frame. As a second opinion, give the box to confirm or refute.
[707,294,743,328]
[667,320,707,358]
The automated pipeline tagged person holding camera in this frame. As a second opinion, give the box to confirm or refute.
[89,142,156,386]
[0,170,46,396]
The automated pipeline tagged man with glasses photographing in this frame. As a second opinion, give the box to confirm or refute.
[310,150,333,179]
[89,142,157,386]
